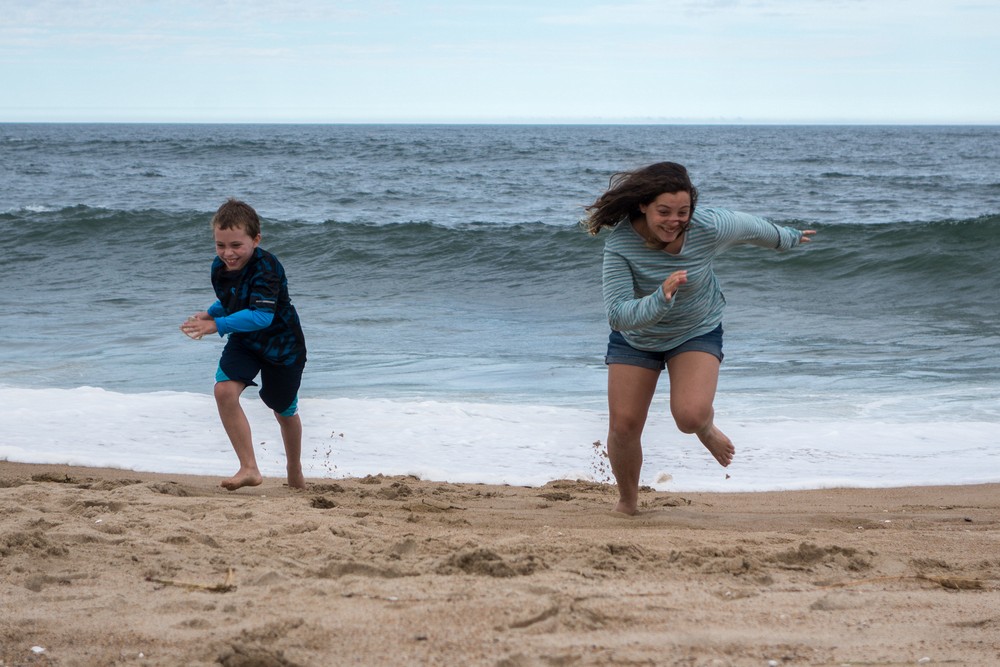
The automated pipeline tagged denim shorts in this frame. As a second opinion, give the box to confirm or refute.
[604,324,724,370]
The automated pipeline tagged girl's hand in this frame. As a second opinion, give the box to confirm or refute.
[662,270,688,300]
[799,230,817,243]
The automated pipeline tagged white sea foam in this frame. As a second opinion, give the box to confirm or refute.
[2,386,996,492]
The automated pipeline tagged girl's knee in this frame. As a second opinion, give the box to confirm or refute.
[608,413,647,442]
[672,406,713,434]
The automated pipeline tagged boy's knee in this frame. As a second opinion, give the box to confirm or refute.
[214,380,243,404]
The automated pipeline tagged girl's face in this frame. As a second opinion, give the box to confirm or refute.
[639,191,692,243]
[214,226,260,272]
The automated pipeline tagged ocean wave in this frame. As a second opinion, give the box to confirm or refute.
[3,206,997,298]
[3,204,996,251]
[5,203,997,229]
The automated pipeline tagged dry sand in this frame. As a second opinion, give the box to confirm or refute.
[1,460,998,666]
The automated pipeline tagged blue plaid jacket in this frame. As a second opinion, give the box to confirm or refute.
[209,248,306,365]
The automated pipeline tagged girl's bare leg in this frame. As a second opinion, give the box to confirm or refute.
[275,411,305,489]
[666,351,734,466]
[606,363,661,515]
[215,380,263,490]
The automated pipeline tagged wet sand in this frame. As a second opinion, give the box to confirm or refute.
[1,461,998,666]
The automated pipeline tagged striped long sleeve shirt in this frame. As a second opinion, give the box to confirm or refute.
[602,207,804,352]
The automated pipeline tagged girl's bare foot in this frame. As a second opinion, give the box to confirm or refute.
[613,499,638,516]
[698,425,735,467]
[220,468,263,491]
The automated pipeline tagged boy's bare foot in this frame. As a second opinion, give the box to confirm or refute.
[286,468,306,490]
[220,469,263,491]
[698,425,735,467]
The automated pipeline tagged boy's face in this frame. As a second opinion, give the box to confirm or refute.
[214,226,261,272]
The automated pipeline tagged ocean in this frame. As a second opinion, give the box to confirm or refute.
[1,123,998,491]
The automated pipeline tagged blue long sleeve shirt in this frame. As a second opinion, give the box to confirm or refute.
[208,300,273,334]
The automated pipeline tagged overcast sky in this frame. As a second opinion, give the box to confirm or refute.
[2,0,998,124]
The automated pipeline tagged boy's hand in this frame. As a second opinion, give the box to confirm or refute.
[180,314,217,340]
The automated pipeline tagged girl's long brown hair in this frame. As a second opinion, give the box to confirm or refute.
[582,162,698,236]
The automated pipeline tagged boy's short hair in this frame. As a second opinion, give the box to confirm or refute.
[212,198,261,238]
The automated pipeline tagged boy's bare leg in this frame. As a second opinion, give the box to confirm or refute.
[275,411,305,489]
[607,364,660,515]
[215,381,263,490]
[666,352,734,467]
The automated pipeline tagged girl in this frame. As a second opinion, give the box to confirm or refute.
[584,162,815,514]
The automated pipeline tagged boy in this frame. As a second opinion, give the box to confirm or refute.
[181,198,307,490]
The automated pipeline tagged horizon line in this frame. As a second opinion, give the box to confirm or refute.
[2,118,998,126]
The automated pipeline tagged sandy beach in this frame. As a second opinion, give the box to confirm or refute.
[1,461,997,666]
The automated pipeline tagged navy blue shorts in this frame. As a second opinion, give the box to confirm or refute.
[216,339,305,416]
[604,324,724,370]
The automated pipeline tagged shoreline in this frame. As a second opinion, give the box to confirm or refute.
[2,461,998,665]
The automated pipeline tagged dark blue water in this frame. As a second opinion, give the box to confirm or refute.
[2,124,999,417]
